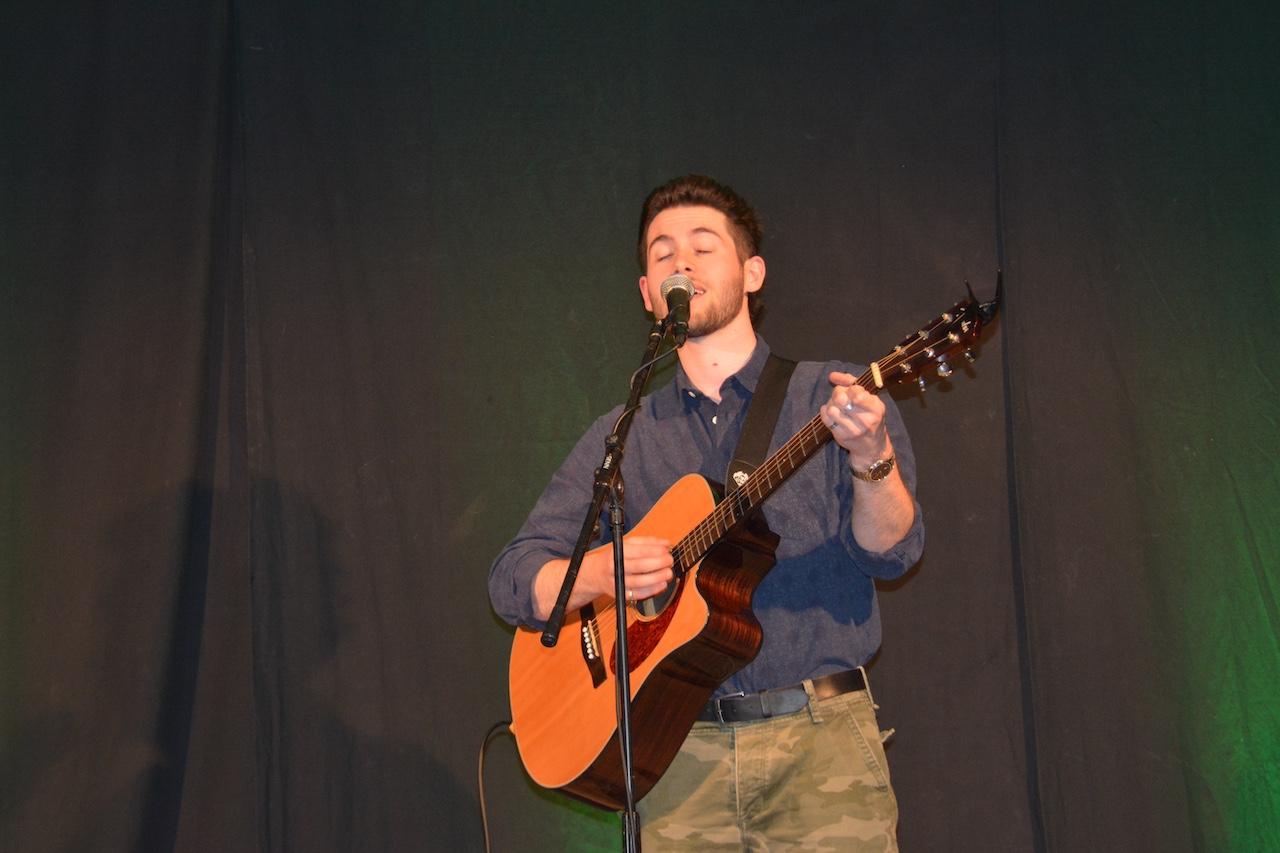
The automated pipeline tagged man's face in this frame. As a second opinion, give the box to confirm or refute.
[638,205,764,338]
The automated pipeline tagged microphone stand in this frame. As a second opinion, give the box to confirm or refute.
[541,317,676,853]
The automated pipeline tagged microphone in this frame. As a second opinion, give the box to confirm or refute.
[660,274,694,346]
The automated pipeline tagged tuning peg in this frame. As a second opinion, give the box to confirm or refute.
[936,359,953,378]
[916,376,927,394]
[963,349,976,363]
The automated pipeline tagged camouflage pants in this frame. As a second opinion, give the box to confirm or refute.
[637,682,898,851]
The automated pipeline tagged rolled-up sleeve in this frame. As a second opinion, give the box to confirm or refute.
[836,378,925,579]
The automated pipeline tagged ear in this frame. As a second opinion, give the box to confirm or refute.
[638,275,656,313]
[743,256,766,294]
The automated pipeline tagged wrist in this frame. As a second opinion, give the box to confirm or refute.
[847,436,893,471]
[532,558,567,621]
[848,437,896,482]
[850,453,896,482]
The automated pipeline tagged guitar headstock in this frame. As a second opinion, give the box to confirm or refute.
[873,273,1001,392]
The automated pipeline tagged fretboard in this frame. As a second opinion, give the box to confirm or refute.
[670,369,877,575]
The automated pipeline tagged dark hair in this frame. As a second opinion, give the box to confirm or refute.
[636,174,765,321]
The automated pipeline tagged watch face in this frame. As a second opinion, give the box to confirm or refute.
[867,459,894,481]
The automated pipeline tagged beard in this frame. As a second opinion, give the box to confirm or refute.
[687,270,747,338]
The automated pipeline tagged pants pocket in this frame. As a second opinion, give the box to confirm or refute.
[836,692,892,793]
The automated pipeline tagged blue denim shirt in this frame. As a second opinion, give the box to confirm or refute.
[489,336,924,697]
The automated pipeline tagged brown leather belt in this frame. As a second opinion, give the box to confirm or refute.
[696,668,867,724]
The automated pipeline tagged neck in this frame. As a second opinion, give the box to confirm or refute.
[676,313,757,402]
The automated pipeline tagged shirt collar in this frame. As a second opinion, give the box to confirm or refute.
[652,335,772,419]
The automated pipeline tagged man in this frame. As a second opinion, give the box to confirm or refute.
[489,175,922,850]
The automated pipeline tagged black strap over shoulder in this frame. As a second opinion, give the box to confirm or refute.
[726,353,797,491]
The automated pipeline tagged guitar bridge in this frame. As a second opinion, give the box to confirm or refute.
[578,605,607,688]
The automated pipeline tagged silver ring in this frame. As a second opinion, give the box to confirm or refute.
[626,588,634,602]
[843,401,855,412]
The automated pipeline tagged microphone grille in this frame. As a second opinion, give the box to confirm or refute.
[660,274,694,297]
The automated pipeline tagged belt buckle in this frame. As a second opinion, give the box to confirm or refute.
[715,691,746,725]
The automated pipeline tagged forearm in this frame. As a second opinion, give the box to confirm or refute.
[849,468,916,553]
[531,556,600,622]
[530,536,675,622]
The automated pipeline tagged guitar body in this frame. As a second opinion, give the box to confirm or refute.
[508,473,779,810]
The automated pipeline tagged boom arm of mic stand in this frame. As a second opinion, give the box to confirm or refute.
[540,319,671,648]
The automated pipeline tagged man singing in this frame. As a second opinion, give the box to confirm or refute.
[490,174,922,851]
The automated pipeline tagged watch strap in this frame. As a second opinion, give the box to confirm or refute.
[851,454,896,482]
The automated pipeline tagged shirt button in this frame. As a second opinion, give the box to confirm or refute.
[712,415,718,424]
[687,391,696,398]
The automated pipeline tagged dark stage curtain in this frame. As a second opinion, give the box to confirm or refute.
[2,2,1275,852]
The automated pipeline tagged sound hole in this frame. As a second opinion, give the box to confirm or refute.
[610,575,684,675]
[636,578,678,618]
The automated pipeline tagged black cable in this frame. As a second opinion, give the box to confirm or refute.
[477,720,513,853]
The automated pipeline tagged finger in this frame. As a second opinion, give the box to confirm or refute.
[828,370,856,386]
[624,547,674,568]
[623,568,676,602]
[824,403,845,433]
[623,537,671,555]
[850,385,883,411]
[624,539,673,557]
[624,555,675,573]
[840,384,872,410]
[630,574,675,597]
[626,536,670,546]
[628,569,674,590]
[828,402,866,427]
[837,390,884,423]
[616,540,670,560]
[628,583,670,602]
[828,405,885,445]
[828,383,875,416]
[619,539,672,558]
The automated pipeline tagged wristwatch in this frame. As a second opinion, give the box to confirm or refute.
[851,455,896,482]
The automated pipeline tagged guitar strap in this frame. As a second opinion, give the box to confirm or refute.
[726,353,797,491]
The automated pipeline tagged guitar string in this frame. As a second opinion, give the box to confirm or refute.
[598,306,978,648]
[669,305,979,572]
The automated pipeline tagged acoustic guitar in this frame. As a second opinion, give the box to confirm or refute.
[508,290,998,810]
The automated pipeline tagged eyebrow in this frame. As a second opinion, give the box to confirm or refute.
[647,226,723,255]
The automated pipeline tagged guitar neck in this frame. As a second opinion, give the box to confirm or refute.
[671,368,880,575]
[668,289,997,576]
